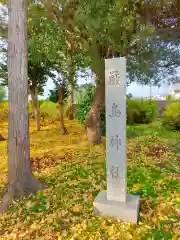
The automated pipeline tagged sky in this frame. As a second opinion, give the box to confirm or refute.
[42,66,171,99]
[0,51,171,100]
[1,70,171,100]
[42,76,170,100]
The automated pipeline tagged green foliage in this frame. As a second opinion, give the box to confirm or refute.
[28,60,56,96]
[162,101,180,131]
[76,84,95,122]
[49,85,68,104]
[49,88,58,103]
[127,93,133,99]
[101,100,157,136]
[166,94,173,102]
[127,99,157,125]
[42,1,180,87]
[77,91,157,135]
[0,85,6,101]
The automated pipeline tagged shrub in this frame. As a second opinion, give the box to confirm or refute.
[127,99,157,125]
[162,101,180,131]
[77,93,157,136]
[49,86,68,104]
[99,100,157,136]
[76,84,107,135]
[76,84,95,122]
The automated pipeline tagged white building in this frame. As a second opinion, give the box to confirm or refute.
[152,94,167,100]
[169,81,180,99]
[153,82,180,100]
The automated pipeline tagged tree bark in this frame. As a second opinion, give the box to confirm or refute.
[85,41,105,145]
[0,0,44,213]
[30,98,35,119]
[58,87,67,135]
[30,86,40,131]
[68,86,74,120]
[0,133,5,141]
[84,84,105,145]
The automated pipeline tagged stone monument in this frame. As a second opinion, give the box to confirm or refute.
[93,57,140,224]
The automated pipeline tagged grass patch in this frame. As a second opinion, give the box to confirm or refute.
[40,101,59,116]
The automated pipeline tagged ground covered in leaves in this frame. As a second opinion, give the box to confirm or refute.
[0,116,179,239]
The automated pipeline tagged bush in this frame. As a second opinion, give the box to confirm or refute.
[127,99,157,125]
[49,86,68,104]
[76,84,95,122]
[77,92,157,136]
[76,83,107,135]
[162,101,180,131]
[99,100,157,136]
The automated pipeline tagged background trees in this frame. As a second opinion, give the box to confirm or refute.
[0,83,6,140]
[28,59,56,130]
[1,0,179,143]
[42,0,180,144]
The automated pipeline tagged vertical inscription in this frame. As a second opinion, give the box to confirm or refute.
[109,134,121,150]
[108,70,121,85]
[109,103,121,118]
[105,58,127,202]
[109,165,120,179]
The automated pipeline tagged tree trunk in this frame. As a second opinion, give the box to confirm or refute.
[58,87,67,135]
[84,84,105,145]
[0,0,44,213]
[68,86,74,120]
[85,41,105,145]
[30,86,40,131]
[0,133,5,141]
[30,98,35,119]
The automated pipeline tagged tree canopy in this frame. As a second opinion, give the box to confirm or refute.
[1,1,180,88]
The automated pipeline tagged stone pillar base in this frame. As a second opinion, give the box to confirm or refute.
[93,191,140,224]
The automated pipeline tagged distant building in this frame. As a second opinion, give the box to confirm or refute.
[169,81,180,99]
[151,82,180,100]
[152,94,169,100]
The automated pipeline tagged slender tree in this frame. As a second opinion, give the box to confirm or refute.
[0,85,6,141]
[0,85,6,100]
[28,60,55,130]
[53,73,68,135]
[0,0,44,213]
[0,2,58,131]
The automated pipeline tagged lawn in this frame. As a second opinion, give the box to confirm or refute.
[0,117,179,239]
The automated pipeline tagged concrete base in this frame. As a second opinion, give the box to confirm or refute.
[93,191,140,224]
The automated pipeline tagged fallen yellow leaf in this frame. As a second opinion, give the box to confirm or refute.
[132,184,141,192]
